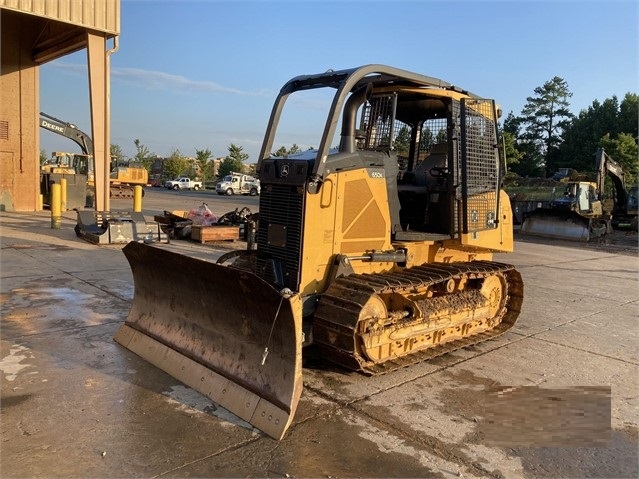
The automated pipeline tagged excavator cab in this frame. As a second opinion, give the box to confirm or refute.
[115,65,523,439]
[40,151,90,209]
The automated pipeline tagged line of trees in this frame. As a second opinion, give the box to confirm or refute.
[107,140,254,184]
[115,141,307,183]
[103,79,636,188]
[502,78,637,185]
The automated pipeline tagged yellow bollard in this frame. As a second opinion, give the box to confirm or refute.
[50,183,61,229]
[133,185,143,212]
[38,194,43,211]
[60,177,67,212]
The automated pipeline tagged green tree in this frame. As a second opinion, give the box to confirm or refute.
[502,111,521,136]
[133,139,155,171]
[289,144,302,156]
[110,144,125,167]
[419,127,435,151]
[40,149,48,165]
[517,141,545,178]
[273,146,288,157]
[394,125,411,155]
[563,96,619,170]
[272,144,302,157]
[502,131,524,168]
[435,128,447,144]
[559,92,638,173]
[618,92,638,139]
[518,77,574,176]
[218,144,249,178]
[195,148,213,183]
[600,133,638,187]
[203,159,217,182]
[558,108,598,171]
[163,148,189,180]
[500,112,530,176]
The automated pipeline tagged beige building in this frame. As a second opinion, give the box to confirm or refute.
[0,1,120,211]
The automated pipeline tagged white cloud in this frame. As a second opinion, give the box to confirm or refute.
[49,62,272,96]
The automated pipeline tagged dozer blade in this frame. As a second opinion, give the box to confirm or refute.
[75,210,169,245]
[114,242,303,440]
[520,209,591,241]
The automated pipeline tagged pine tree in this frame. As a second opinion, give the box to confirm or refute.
[518,77,574,176]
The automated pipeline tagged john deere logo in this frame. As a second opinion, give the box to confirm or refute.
[42,120,64,133]
[280,164,289,177]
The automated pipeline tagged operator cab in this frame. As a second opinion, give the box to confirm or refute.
[258,67,502,244]
[346,89,456,238]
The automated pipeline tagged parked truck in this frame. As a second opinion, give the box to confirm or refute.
[216,172,260,196]
[165,177,202,190]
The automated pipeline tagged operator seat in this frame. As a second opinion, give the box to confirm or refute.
[412,143,448,187]
[396,143,450,236]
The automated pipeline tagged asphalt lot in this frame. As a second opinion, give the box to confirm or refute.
[126,185,260,219]
[1,205,637,478]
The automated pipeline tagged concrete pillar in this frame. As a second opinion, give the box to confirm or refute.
[87,32,110,212]
[0,12,40,212]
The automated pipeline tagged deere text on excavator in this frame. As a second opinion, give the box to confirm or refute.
[114,65,524,439]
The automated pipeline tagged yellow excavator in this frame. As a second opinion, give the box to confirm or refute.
[520,148,633,240]
[114,65,524,439]
[40,112,148,199]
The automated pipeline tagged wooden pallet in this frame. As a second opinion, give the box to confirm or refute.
[191,225,239,243]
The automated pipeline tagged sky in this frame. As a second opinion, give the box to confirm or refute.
[39,0,638,164]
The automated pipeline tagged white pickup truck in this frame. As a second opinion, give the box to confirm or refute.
[165,177,203,190]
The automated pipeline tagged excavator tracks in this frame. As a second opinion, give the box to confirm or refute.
[110,186,136,198]
[312,261,524,375]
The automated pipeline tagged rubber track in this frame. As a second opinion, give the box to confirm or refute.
[313,261,524,375]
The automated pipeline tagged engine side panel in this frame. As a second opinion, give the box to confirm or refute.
[299,167,396,297]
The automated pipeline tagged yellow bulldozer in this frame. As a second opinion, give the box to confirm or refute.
[114,65,524,439]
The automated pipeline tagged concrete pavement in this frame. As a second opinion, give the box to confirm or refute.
[1,210,637,478]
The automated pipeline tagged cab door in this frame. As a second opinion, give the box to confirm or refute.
[459,98,502,246]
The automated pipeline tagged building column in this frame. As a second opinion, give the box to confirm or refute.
[0,13,40,212]
[86,32,110,211]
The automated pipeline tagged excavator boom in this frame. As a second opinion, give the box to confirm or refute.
[40,112,94,154]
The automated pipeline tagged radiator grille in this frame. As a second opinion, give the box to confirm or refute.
[256,184,304,291]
